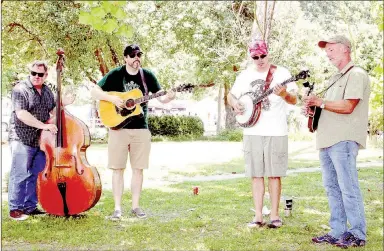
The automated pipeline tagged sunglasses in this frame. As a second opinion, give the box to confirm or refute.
[252,54,267,60]
[128,52,143,58]
[31,71,45,77]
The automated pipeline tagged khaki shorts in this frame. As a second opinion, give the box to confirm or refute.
[107,129,151,170]
[243,135,288,177]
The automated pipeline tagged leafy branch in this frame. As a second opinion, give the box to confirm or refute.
[6,22,48,56]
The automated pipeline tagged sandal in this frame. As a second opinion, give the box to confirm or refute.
[131,208,147,219]
[247,221,266,228]
[267,219,283,228]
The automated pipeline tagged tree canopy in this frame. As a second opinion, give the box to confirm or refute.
[1,0,382,132]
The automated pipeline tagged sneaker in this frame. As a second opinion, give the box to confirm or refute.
[106,210,122,221]
[10,210,29,221]
[25,208,46,215]
[312,234,339,245]
[335,232,366,249]
[131,208,147,218]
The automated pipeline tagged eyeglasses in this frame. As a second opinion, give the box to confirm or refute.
[31,71,45,77]
[252,54,267,60]
[128,52,143,58]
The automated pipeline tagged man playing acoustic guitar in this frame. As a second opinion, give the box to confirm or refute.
[90,44,175,220]
[304,35,370,248]
[228,39,298,228]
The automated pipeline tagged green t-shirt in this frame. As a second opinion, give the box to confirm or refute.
[97,66,161,129]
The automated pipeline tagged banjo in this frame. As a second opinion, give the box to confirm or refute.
[235,69,310,128]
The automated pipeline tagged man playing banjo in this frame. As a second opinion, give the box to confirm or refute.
[227,39,298,228]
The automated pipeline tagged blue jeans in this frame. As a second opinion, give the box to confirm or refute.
[320,140,366,240]
[8,141,46,213]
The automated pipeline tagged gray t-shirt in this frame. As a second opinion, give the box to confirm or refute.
[316,62,371,149]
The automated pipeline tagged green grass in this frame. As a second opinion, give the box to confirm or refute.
[2,167,383,251]
[170,158,321,177]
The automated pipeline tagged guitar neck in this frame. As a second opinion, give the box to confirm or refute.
[134,90,167,105]
[254,76,296,104]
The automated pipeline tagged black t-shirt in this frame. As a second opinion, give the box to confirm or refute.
[97,66,161,129]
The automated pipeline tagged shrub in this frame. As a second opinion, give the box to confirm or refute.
[216,129,243,141]
[148,115,204,137]
[90,127,108,143]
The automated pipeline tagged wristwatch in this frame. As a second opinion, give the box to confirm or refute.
[320,100,326,109]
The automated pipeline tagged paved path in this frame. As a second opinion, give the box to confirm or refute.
[178,161,384,183]
[1,141,382,192]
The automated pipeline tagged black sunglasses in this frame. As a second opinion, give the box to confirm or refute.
[252,54,267,60]
[128,52,143,58]
[31,71,45,77]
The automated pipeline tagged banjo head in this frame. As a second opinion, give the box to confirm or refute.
[235,94,254,124]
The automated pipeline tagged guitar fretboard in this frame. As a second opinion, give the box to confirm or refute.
[253,76,297,104]
[133,87,182,105]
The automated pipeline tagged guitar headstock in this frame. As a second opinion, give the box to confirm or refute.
[295,70,310,81]
[175,83,195,93]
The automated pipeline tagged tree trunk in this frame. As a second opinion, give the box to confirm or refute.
[94,48,109,75]
[224,82,237,130]
[216,85,223,133]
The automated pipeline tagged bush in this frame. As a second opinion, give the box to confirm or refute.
[216,129,243,141]
[90,127,108,143]
[148,115,204,137]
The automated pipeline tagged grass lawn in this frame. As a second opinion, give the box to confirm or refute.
[2,167,383,251]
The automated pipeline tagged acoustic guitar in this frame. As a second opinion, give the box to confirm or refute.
[303,81,321,133]
[99,83,214,129]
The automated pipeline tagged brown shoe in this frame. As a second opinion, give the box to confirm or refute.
[10,210,29,221]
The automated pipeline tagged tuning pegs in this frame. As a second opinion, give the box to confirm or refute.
[302,81,310,88]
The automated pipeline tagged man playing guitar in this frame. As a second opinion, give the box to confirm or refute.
[304,35,370,248]
[227,39,298,229]
[90,44,175,220]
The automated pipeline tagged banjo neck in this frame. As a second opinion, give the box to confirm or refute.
[253,76,297,104]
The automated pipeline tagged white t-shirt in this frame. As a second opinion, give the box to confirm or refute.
[230,65,298,136]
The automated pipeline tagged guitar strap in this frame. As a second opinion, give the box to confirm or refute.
[317,65,354,97]
[139,68,148,96]
[264,64,277,91]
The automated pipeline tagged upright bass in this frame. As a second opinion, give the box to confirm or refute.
[38,49,102,216]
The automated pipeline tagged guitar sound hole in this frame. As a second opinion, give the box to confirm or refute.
[125,99,135,109]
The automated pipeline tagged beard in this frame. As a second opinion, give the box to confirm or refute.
[129,60,141,69]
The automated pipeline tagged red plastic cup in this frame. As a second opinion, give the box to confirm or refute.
[193,186,199,195]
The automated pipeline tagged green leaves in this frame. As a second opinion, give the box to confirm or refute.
[78,10,92,25]
[103,19,118,34]
[116,25,133,37]
[78,1,133,37]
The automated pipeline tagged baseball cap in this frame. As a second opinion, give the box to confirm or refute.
[318,35,351,48]
[124,44,142,56]
[248,40,268,56]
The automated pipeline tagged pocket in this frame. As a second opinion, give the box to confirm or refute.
[272,152,287,166]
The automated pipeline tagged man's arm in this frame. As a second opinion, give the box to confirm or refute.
[156,90,175,104]
[304,95,359,114]
[16,110,46,129]
[273,85,297,105]
[227,92,244,114]
[280,90,297,105]
[16,110,57,133]
[91,85,124,108]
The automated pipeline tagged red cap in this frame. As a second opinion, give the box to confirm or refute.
[249,40,268,56]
